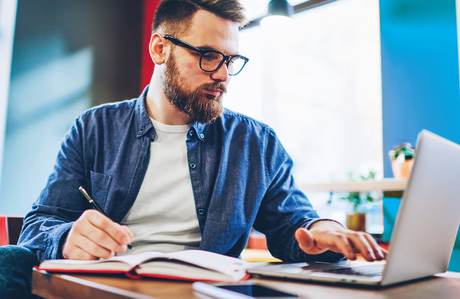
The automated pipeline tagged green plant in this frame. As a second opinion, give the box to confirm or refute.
[390,143,415,161]
[340,171,376,213]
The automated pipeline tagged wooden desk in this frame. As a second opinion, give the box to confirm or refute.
[32,269,460,299]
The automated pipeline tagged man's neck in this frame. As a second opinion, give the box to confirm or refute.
[146,79,192,125]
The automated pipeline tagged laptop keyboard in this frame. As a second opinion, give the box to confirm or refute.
[318,264,385,277]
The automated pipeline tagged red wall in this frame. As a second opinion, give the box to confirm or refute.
[141,0,161,91]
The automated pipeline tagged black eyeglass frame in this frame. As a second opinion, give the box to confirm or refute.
[163,35,249,76]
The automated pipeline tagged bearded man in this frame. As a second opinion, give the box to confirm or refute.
[1,0,384,297]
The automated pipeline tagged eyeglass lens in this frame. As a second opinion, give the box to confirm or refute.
[200,52,246,75]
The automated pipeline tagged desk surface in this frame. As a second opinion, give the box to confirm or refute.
[32,269,460,299]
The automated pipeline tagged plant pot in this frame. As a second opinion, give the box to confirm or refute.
[346,213,366,231]
[391,158,414,179]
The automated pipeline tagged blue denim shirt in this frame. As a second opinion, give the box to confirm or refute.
[18,86,343,263]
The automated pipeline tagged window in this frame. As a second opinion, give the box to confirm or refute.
[229,0,383,232]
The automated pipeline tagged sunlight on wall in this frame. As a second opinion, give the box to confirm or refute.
[227,0,383,185]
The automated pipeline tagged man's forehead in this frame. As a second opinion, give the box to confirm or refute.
[181,10,240,54]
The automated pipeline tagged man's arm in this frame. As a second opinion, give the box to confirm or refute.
[18,115,132,261]
[252,127,340,262]
[296,220,386,261]
[256,127,385,262]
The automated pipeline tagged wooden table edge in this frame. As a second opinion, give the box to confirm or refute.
[32,269,156,299]
[32,268,460,299]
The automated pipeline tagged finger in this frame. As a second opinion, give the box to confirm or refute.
[330,234,357,261]
[348,233,376,261]
[63,245,98,260]
[84,226,128,254]
[74,211,128,253]
[64,229,114,260]
[121,226,134,243]
[381,248,389,258]
[63,236,98,260]
[85,210,132,246]
[72,233,115,260]
[295,228,327,255]
[363,234,385,260]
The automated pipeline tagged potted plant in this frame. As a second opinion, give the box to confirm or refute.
[389,143,415,179]
[340,171,377,231]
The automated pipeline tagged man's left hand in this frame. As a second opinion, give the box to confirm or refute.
[295,220,387,261]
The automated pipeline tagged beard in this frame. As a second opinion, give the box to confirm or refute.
[162,52,227,124]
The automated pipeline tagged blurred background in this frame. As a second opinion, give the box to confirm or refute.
[0,0,459,236]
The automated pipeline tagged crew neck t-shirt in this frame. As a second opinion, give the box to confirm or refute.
[119,119,201,255]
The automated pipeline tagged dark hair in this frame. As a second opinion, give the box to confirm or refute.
[152,0,246,37]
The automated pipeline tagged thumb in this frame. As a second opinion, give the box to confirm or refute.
[121,225,134,242]
[295,227,327,255]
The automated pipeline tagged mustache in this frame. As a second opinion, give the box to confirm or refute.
[198,82,227,94]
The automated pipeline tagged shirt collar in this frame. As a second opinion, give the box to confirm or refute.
[135,85,209,142]
[134,85,154,138]
[192,122,207,142]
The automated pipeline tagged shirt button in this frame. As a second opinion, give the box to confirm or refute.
[137,130,143,135]
[199,133,205,139]
[197,208,204,215]
[189,162,197,169]
[189,131,193,137]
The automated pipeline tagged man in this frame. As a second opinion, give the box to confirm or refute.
[0,0,385,297]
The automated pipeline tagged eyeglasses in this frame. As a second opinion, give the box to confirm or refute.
[163,35,249,76]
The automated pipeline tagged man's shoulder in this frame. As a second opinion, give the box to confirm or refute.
[80,98,139,117]
[72,97,146,133]
[220,108,272,132]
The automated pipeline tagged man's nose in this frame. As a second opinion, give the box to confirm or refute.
[210,62,229,82]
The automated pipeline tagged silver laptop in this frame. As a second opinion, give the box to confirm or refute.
[248,130,460,287]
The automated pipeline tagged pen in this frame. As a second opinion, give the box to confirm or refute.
[78,186,132,250]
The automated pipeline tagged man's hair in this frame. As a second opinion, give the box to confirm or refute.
[152,0,246,37]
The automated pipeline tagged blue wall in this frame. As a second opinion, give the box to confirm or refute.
[0,0,142,215]
[380,0,460,177]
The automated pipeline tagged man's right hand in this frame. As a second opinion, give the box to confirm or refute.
[62,210,133,260]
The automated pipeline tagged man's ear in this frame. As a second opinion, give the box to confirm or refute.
[149,33,167,65]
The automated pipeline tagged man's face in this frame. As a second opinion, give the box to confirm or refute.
[162,51,227,124]
[161,10,240,123]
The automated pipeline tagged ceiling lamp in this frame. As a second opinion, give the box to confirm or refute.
[260,0,295,31]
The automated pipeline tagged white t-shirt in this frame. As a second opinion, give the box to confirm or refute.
[119,119,201,255]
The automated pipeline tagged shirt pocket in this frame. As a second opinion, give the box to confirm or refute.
[90,170,112,209]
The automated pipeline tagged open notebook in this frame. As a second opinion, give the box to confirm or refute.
[37,249,251,282]
[249,130,460,287]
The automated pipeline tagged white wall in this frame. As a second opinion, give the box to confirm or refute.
[226,0,383,184]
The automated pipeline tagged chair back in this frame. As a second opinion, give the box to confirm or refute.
[0,216,24,245]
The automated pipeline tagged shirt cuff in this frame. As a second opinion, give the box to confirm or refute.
[305,218,345,230]
[46,222,73,260]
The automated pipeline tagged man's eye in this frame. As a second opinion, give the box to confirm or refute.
[202,52,219,61]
